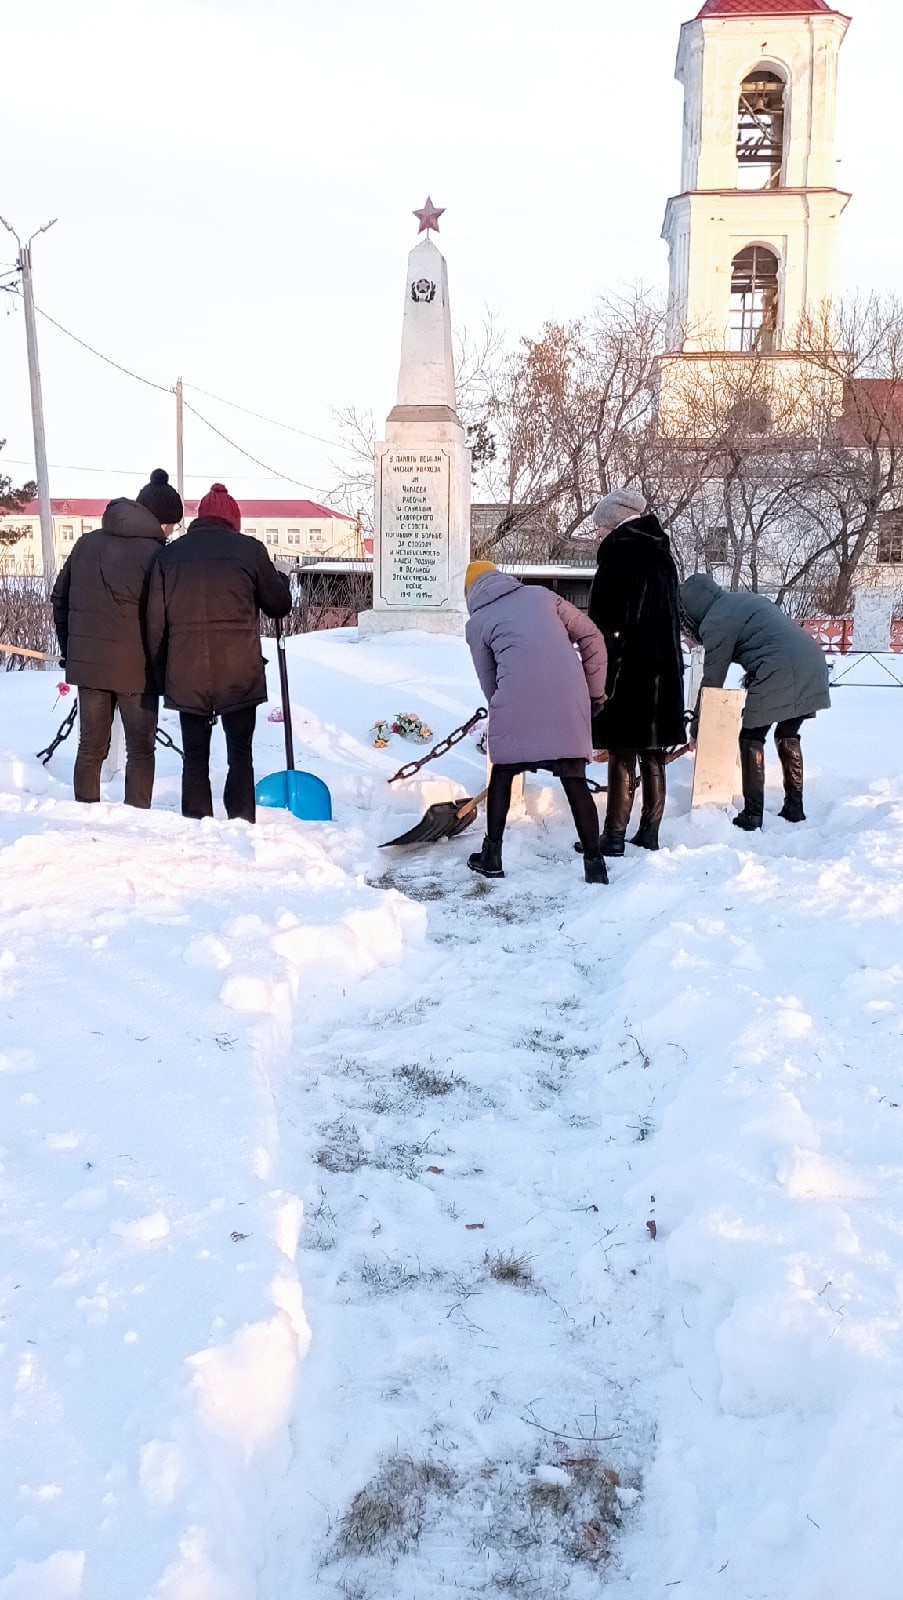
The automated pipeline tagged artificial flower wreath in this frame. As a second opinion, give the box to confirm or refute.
[370,712,433,749]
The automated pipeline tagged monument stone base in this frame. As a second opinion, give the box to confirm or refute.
[357,607,465,639]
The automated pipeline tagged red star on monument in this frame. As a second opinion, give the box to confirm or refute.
[413,196,445,235]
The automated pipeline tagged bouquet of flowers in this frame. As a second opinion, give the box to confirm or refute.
[369,712,433,749]
[370,719,394,748]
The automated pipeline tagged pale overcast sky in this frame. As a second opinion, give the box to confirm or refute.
[1,0,899,506]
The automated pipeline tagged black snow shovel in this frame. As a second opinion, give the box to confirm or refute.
[383,770,603,847]
[380,786,489,848]
[379,750,690,849]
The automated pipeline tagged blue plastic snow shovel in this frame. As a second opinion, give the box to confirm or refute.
[255,620,332,821]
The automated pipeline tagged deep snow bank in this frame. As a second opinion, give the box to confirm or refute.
[0,686,424,1597]
[3,636,903,1599]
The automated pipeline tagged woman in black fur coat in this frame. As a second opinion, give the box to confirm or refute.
[588,489,686,853]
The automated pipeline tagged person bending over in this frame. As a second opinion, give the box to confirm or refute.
[464,561,609,883]
[679,574,830,831]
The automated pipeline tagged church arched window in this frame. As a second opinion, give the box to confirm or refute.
[730,246,780,353]
[736,68,786,189]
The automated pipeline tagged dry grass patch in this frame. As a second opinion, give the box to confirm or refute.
[396,1061,461,1098]
[529,1455,624,1567]
[332,1454,458,1558]
[355,1255,449,1296]
[314,1119,367,1174]
[466,877,493,900]
[367,869,447,902]
[314,1117,441,1179]
[485,1249,534,1286]
[325,1444,638,1592]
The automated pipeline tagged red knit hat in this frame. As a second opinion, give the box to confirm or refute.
[197,482,241,530]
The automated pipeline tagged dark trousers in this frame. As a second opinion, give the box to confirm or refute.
[180,707,257,823]
[740,717,805,746]
[74,687,158,809]
[486,763,600,855]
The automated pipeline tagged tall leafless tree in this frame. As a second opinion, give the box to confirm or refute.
[0,441,36,550]
[326,315,506,535]
[327,289,903,610]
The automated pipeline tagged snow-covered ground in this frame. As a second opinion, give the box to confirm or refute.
[1,631,902,1600]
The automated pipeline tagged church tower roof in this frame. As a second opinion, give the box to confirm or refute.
[696,0,837,16]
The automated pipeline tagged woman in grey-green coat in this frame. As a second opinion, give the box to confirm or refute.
[679,574,830,831]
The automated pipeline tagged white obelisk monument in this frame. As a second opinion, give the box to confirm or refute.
[358,198,471,637]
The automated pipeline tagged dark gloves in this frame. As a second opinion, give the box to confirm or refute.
[590,697,606,716]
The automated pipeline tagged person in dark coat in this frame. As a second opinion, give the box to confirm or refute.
[588,489,686,854]
[50,468,183,808]
[146,483,291,823]
[464,561,609,883]
[679,574,831,830]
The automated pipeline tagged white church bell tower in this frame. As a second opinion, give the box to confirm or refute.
[661,0,850,362]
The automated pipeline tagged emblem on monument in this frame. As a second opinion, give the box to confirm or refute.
[411,277,436,304]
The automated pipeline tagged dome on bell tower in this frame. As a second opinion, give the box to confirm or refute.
[697,0,838,15]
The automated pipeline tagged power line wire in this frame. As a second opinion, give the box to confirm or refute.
[183,382,343,450]
[26,296,345,450]
[11,296,343,494]
[181,400,325,495]
[32,301,171,394]
[0,455,291,482]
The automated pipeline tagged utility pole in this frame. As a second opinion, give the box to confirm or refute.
[0,216,57,583]
[174,377,184,522]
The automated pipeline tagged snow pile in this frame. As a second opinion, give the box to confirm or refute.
[0,705,423,1598]
[2,632,903,1598]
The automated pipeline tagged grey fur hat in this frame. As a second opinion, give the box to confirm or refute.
[592,488,648,534]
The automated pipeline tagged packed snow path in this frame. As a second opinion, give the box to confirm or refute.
[2,633,902,1600]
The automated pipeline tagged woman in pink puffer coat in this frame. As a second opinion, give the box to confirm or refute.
[464,562,609,883]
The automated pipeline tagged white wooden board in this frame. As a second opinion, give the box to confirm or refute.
[691,687,744,808]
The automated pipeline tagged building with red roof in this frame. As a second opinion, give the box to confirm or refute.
[834,380,903,451]
[1,497,362,576]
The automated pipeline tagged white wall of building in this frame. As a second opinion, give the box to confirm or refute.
[0,511,362,576]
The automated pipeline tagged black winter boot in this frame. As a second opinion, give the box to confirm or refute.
[630,750,666,850]
[598,750,636,856]
[776,735,806,822]
[468,835,504,878]
[733,738,765,831]
[583,852,609,885]
[630,824,659,850]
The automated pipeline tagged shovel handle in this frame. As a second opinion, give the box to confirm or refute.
[455,786,488,820]
[450,755,687,828]
[275,619,295,771]
[0,643,58,662]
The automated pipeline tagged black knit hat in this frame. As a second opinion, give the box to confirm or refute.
[137,468,183,525]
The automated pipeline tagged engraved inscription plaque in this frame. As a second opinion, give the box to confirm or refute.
[378,448,451,607]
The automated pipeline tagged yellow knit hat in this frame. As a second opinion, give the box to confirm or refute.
[465,560,497,592]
